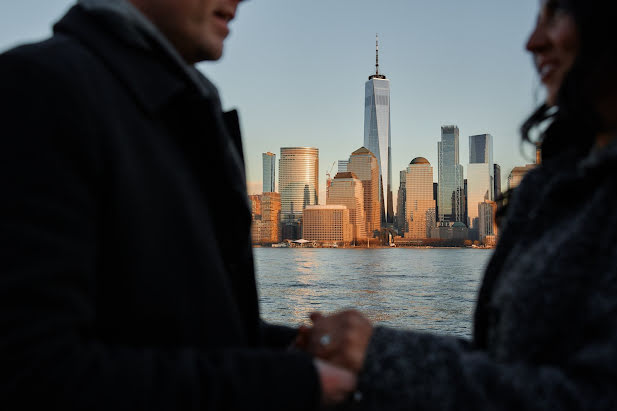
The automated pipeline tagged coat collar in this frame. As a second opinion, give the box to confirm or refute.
[53,5,219,115]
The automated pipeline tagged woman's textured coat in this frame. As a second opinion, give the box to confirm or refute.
[357,141,617,410]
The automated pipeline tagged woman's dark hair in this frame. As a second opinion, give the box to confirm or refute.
[522,0,617,160]
[496,0,617,228]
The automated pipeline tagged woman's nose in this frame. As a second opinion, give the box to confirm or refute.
[526,20,549,54]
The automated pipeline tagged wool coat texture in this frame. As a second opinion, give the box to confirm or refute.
[0,5,319,411]
[355,140,617,410]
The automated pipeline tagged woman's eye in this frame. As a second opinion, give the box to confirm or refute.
[542,1,569,23]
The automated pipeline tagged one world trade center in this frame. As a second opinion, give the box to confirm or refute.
[364,35,392,224]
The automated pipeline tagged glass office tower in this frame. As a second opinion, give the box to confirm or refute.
[437,126,464,223]
[278,147,319,223]
[364,35,392,224]
[467,134,494,228]
[262,152,276,193]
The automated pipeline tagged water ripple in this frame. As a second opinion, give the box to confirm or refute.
[255,248,492,338]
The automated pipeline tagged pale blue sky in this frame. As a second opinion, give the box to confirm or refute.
[0,0,542,202]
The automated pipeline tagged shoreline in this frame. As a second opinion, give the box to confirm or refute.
[253,245,495,250]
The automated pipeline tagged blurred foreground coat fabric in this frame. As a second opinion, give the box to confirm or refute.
[0,5,319,410]
[356,141,617,410]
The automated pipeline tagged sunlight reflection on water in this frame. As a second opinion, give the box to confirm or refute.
[255,248,492,338]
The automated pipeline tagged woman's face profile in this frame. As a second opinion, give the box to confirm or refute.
[526,0,580,106]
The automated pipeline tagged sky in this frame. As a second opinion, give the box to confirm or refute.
[0,0,542,203]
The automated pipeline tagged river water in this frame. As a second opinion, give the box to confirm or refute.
[254,248,493,338]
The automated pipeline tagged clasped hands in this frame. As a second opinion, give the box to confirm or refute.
[294,310,373,405]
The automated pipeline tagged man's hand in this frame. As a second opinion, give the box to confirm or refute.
[313,359,357,406]
[300,310,373,373]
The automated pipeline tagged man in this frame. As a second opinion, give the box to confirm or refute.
[0,0,354,409]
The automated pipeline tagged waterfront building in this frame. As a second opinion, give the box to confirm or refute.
[405,157,436,239]
[249,194,262,244]
[327,172,367,241]
[262,152,276,193]
[302,205,352,244]
[278,147,319,232]
[433,182,438,218]
[396,170,407,236]
[463,178,468,228]
[478,199,497,244]
[430,222,469,241]
[347,147,381,236]
[438,125,464,223]
[507,164,536,190]
[494,163,501,199]
[364,35,393,223]
[249,192,281,244]
[467,134,494,229]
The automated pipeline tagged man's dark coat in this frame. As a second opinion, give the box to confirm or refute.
[0,6,318,410]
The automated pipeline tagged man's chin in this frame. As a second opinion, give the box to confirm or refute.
[190,43,224,63]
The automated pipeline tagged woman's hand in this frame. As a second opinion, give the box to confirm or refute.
[299,310,373,373]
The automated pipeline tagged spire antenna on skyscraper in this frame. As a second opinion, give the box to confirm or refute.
[376,34,379,76]
[369,34,386,80]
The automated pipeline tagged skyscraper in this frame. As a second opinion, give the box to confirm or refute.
[478,199,497,244]
[467,134,494,229]
[494,163,501,199]
[396,170,407,236]
[405,157,436,239]
[262,152,276,193]
[327,172,367,241]
[438,126,464,223]
[249,192,281,244]
[364,35,392,224]
[347,147,380,236]
[278,147,319,225]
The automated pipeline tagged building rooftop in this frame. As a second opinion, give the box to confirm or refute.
[334,172,359,180]
[410,157,430,165]
[351,147,376,157]
[305,205,348,210]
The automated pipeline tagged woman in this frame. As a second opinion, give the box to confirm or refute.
[302,0,617,409]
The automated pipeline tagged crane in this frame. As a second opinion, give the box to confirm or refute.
[326,161,336,181]
[326,161,336,199]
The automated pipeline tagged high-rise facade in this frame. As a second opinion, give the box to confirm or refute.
[347,147,380,236]
[396,170,407,236]
[337,160,349,173]
[467,134,494,229]
[405,157,436,239]
[278,147,318,226]
[494,163,501,199]
[478,199,497,244]
[507,164,536,190]
[364,35,393,224]
[438,126,464,223]
[262,152,276,193]
[327,172,367,241]
[249,192,281,244]
[303,205,352,244]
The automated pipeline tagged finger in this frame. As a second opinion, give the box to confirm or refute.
[310,311,325,323]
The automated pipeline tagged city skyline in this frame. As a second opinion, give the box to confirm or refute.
[0,1,541,202]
